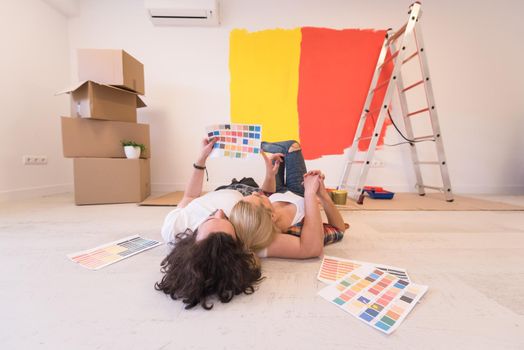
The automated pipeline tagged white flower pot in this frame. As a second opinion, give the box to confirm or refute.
[124,146,141,159]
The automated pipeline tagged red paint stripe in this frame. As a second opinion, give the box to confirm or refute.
[297,27,392,159]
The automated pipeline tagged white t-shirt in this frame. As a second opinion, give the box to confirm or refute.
[258,191,305,258]
[161,189,243,244]
[268,191,305,226]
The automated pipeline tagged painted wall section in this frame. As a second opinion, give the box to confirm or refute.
[297,28,391,159]
[230,28,301,142]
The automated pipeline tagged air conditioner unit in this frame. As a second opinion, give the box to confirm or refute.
[145,0,220,26]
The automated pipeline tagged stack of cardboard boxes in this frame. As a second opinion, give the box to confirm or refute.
[59,49,151,205]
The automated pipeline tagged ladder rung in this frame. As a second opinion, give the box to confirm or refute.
[401,80,424,93]
[387,24,407,44]
[379,51,399,69]
[364,107,381,117]
[413,135,435,141]
[372,79,390,93]
[402,51,419,64]
[358,136,373,141]
[407,107,430,117]
[415,161,440,165]
[418,185,445,191]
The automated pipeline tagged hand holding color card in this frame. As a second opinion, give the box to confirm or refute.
[318,265,427,334]
[206,123,262,159]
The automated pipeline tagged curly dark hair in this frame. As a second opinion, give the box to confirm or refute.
[155,230,263,310]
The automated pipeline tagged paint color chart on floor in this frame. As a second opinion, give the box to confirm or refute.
[318,265,428,334]
[68,235,162,270]
[206,123,262,159]
[318,256,411,284]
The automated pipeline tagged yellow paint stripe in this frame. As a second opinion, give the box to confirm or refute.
[229,28,301,142]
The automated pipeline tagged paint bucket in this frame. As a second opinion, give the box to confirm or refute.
[326,188,335,202]
[331,190,348,205]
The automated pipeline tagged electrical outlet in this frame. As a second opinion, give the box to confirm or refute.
[23,155,48,165]
[370,160,384,167]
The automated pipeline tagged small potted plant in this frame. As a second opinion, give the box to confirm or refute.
[121,140,146,159]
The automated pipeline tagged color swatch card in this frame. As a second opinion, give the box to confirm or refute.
[206,123,262,159]
[68,235,162,270]
[318,256,363,284]
[318,256,410,284]
[318,265,428,334]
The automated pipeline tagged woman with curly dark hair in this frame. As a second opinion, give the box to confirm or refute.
[156,137,266,309]
[155,229,262,309]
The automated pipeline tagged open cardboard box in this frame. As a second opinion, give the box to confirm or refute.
[57,81,146,123]
[77,48,145,95]
[74,158,151,205]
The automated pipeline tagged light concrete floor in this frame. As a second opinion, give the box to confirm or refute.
[1,194,523,350]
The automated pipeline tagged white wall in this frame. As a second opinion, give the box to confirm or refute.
[2,0,523,199]
[0,0,72,200]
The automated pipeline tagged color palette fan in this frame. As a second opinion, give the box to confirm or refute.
[318,256,410,284]
[206,123,262,159]
[68,235,162,270]
[318,265,427,334]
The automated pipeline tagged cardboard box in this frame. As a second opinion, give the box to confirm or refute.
[61,117,151,158]
[77,49,145,95]
[58,81,146,122]
[73,158,151,205]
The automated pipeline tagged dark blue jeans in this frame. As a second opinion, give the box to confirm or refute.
[261,140,307,197]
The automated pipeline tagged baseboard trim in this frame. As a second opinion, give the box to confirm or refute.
[372,185,524,195]
[152,183,524,195]
[2,182,520,202]
[0,183,73,202]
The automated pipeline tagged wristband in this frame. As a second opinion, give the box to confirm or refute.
[193,163,209,181]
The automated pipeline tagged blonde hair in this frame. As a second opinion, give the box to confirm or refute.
[229,201,278,253]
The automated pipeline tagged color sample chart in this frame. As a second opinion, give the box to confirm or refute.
[318,265,428,334]
[317,256,410,284]
[207,123,262,159]
[317,256,362,284]
[68,235,162,270]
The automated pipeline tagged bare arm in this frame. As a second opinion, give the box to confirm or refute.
[317,176,347,231]
[178,138,216,208]
[260,152,283,193]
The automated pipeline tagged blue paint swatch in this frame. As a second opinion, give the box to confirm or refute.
[394,282,407,289]
[375,321,391,331]
[359,312,374,322]
[358,296,370,304]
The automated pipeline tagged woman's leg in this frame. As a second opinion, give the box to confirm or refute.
[261,140,307,196]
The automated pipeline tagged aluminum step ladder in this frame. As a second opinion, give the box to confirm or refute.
[338,2,453,204]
